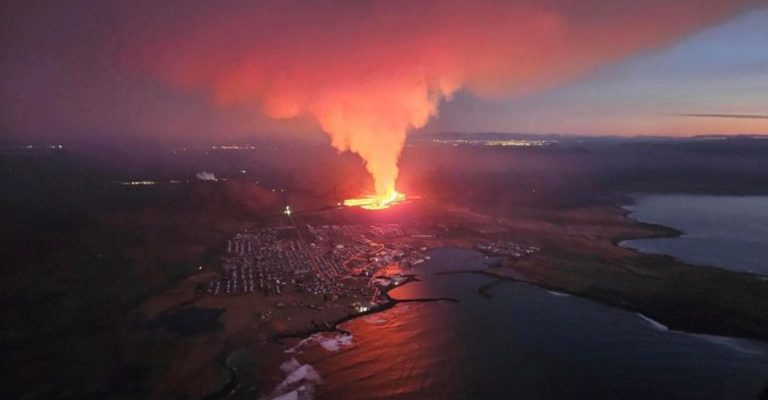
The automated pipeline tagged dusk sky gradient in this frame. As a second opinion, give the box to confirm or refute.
[2,0,767,148]
[428,6,768,136]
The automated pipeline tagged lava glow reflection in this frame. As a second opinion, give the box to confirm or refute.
[344,190,406,210]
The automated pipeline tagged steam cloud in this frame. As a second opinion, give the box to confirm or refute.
[195,171,218,182]
[126,0,754,196]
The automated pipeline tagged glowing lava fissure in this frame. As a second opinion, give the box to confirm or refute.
[344,190,406,210]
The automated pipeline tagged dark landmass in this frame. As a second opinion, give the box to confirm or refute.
[2,135,768,399]
[141,307,225,337]
[479,205,768,340]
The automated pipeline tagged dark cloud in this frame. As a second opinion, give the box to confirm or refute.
[674,113,768,120]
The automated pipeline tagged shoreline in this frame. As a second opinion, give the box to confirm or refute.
[614,196,685,245]
[204,273,460,400]
[436,262,768,348]
[484,205,768,342]
[192,200,768,399]
[206,233,768,399]
[271,274,459,342]
[618,196,768,279]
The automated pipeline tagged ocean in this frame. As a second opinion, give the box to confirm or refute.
[622,195,768,274]
[274,248,768,400]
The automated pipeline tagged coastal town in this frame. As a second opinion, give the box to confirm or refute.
[195,201,545,330]
[476,240,539,258]
[201,222,433,311]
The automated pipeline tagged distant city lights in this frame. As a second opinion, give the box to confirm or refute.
[119,180,156,186]
[210,145,257,150]
[430,138,555,147]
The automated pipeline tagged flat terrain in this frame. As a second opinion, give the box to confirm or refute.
[135,199,768,398]
[4,137,768,399]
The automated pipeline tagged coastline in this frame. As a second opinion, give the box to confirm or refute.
[203,273,460,400]
[482,202,768,343]
[154,199,768,399]
[614,195,684,244]
[618,195,768,278]
[255,243,768,400]
[271,274,459,343]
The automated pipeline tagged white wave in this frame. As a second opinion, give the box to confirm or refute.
[691,334,767,356]
[285,337,312,354]
[636,313,669,331]
[265,363,322,400]
[270,334,355,399]
[285,339,306,354]
[277,364,322,392]
[547,290,571,297]
[271,385,316,400]
[286,332,353,354]
[319,334,353,351]
[636,313,768,356]
[280,357,302,374]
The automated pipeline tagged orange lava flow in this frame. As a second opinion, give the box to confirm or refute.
[344,190,406,210]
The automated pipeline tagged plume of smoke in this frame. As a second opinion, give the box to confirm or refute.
[125,0,755,196]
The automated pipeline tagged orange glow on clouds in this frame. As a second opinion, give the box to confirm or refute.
[129,0,756,197]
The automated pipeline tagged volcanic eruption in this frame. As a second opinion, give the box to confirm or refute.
[125,0,755,209]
